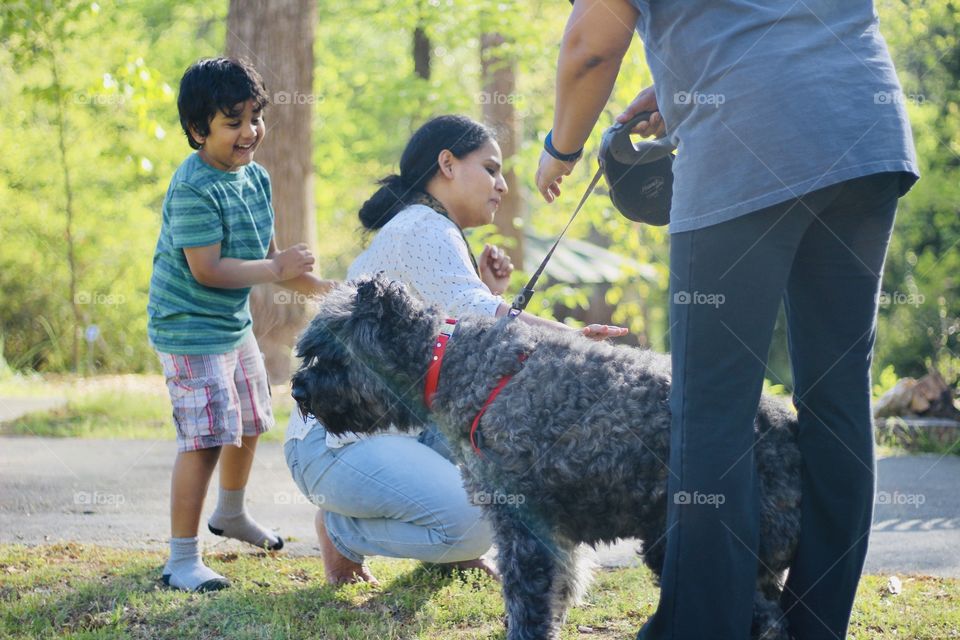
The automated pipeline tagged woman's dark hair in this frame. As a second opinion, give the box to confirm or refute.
[358,115,495,230]
[177,57,270,150]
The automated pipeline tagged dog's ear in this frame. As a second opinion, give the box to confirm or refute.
[294,281,357,362]
[353,275,424,326]
[354,277,388,322]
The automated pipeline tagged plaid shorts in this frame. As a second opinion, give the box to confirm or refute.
[156,333,275,452]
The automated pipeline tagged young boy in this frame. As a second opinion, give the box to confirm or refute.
[148,57,332,592]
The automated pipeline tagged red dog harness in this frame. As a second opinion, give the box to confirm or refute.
[423,319,527,457]
[424,319,457,410]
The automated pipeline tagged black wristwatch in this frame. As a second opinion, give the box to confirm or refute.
[544,130,583,162]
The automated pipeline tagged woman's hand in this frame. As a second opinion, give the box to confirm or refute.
[616,85,666,138]
[581,324,630,340]
[536,151,577,203]
[479,244,514,295]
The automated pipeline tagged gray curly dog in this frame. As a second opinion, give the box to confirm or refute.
[291,277,801,640]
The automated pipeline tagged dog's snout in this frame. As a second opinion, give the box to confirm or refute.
[291,380,309,408]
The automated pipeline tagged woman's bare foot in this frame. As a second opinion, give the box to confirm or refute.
[314,510,380,586]
[438,557,500,581]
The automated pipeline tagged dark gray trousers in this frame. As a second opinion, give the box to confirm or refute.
[638,172,900,640]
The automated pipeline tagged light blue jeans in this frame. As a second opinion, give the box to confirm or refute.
[284,418,493,565]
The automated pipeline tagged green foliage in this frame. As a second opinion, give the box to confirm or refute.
[874,0,960,385]
[0,0,956,383]
[873,363,901,398]
[0,0,227,372]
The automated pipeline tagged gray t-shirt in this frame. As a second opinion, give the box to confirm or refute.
[629,0,919,233]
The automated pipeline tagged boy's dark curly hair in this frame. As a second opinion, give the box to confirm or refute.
[177,57,270,150]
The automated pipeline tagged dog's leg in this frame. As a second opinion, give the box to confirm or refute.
[548,542,593,630]
[490,504,566,640]
[751,590,790,640]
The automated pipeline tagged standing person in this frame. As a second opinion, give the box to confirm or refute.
[148,57,333,592]
[535,2,918,639]
[285,114,627,585]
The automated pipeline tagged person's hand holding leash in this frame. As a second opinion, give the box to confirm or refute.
[616,85,666,138]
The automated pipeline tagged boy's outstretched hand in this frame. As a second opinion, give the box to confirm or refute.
[272,243,315,280]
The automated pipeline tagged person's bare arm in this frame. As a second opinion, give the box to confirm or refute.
[552,0,639,154]
[494,303,628,340]
[275,272,336,297]
[536,0,639,202]
[183,241,314,289]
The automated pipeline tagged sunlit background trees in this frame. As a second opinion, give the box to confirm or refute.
[1,0,956,394]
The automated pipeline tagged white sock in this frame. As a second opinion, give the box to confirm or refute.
[208,487,283,550]
[163,536,229,592]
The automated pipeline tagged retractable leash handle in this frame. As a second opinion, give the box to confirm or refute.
[599,110,676,227]
[601,110,676,165]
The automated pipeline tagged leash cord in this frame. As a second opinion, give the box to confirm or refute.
[509,163,604,317]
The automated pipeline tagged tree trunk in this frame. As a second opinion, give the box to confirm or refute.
[480,33,523,268]
[50,51,82,372]
[226,0,316,383]
[413,24,431,80]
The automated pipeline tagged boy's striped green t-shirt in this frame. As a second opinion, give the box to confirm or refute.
[147,153,274,355]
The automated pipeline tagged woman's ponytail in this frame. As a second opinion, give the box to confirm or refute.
[358,175,412,230]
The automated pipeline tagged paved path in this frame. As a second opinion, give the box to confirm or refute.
[0,397,67,424]
[1,437,958,576]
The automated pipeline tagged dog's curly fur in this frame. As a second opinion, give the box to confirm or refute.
[292,277,801,640]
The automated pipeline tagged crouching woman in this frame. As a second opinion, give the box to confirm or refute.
[285,115,625,584]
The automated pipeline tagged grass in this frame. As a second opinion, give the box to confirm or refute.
[0,374,291,442]
[1,375,957,637]
[1,544,957,639]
